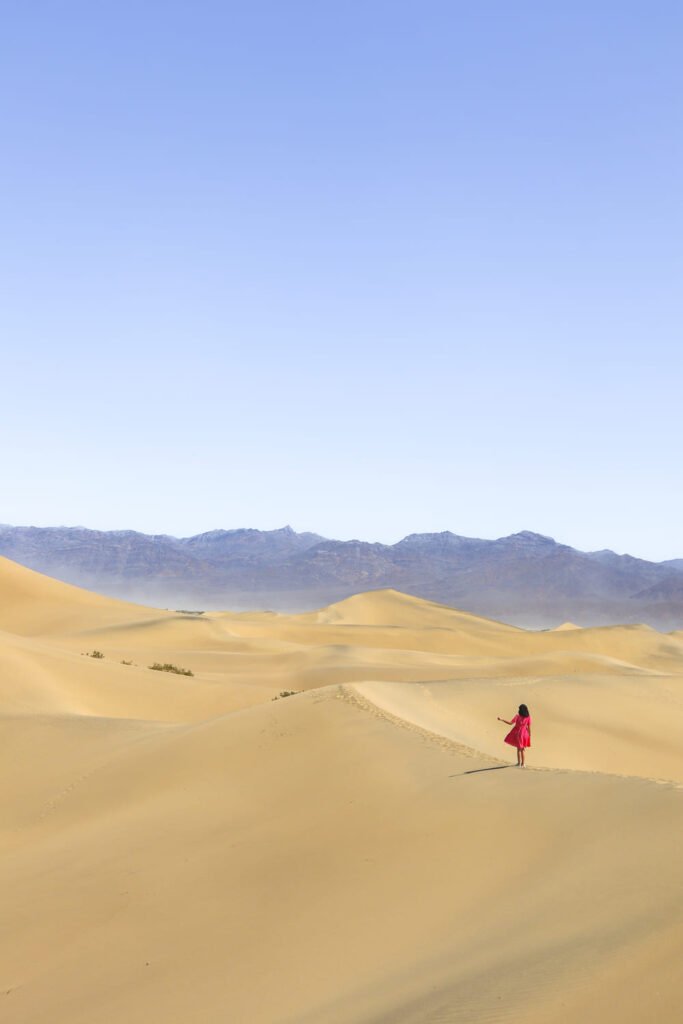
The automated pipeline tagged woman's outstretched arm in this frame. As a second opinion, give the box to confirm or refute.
[497,717,514,725]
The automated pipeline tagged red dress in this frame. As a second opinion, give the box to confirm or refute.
[504,714,531,748]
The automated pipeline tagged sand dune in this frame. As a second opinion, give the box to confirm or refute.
[0,558,682,1022]
[0,555,164,636]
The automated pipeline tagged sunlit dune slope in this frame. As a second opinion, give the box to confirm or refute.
[0,555,163,636]
[309,587,522,631]
[353,672,683,784]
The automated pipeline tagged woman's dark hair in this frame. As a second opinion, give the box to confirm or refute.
[518,704,530,718]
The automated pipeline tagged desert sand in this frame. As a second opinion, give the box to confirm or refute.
[1,554,682,1023]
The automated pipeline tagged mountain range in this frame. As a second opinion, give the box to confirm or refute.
[1,523,682,629]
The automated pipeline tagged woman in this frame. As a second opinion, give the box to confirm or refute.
[497,704,531,767]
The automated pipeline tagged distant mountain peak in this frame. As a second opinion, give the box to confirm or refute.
[394,531,481,549]
[505,531,556,545]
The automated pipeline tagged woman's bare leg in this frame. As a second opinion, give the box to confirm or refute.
[516,748,522,766]
[520,748,525,767]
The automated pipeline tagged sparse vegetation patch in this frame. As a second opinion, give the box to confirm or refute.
[272,690,299,700]
[85,650,104,659]
[148,662,194,677]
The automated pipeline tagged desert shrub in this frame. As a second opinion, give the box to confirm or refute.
[272,690,299,700]
[120,659,133,666]
[148,662,194,677]
[87,650,104,659]
[175,610,205,615]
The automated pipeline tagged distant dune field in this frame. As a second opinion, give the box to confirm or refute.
[1,554,682,1023]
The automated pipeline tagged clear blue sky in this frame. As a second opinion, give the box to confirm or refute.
[1,2,681,559]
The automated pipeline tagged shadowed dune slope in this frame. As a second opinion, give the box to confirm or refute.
[1,559,682,1022]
